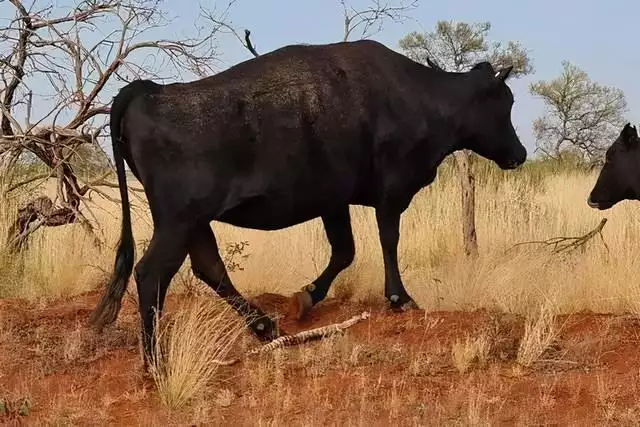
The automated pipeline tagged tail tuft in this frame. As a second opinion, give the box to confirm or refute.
[89,81,153,331]
[89,235,135,329]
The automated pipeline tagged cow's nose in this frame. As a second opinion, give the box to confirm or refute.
[587,196,599,209]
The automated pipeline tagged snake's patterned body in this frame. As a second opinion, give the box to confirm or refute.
[213,311,371,366]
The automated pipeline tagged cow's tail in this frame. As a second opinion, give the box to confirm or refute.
[90,81,153,330]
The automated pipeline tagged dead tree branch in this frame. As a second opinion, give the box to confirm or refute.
[198,0,262,60]
[1,0,229,251]
[510,218,609,255]
[243,29,259,58]
[341,0,418,42]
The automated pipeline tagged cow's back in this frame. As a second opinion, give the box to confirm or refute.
[122,40,431,228]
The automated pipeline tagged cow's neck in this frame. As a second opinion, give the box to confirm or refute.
[421,69,481,120]
[422,72,478,154]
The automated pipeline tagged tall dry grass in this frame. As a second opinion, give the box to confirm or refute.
[148,295,247,409]
[1,156,639,319]
[516,298,560,367]
[0,178,152,300]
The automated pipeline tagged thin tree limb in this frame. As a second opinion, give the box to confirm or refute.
[509,218,609,255]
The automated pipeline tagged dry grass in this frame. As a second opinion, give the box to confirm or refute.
[0,181,132,300]
[2,157,640,422]
[465,387,492,426]
[452,333,491,374]
[148,295,246,410]
[516,300,559,367]
[1,158,636,319]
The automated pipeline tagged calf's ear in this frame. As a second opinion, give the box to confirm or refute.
[622,123,639,147]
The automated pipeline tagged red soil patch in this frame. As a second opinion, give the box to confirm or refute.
[2,291,640,425]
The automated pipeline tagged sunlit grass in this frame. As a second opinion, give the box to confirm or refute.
[0,156,636,321]
[148,296,246,410]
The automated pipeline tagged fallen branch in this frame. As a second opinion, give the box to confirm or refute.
[4,194,100,252]
[213,311,371,366]
[510,218,609,255]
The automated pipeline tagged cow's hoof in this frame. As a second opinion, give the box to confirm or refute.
[389,297,420,313]
[400,299,421,311]
[251,315,279,342]
[287,291,314,321]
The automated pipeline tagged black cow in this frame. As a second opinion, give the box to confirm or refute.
[588,123,640,210]
[90,39,527,364]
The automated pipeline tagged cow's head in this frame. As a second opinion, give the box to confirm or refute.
[587,123,640,210]
[454,61,527,170]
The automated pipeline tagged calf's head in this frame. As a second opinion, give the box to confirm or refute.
[456,62,527,170]
[588,123,640,210]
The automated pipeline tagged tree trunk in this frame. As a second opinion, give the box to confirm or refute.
[454,150,479,258]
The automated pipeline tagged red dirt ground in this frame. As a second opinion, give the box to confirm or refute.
[2,291,640,425]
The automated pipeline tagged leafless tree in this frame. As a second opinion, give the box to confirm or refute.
[214,0,419,58]
[340,0,418,42]
[529,61,627,163]
[0,0,233,251]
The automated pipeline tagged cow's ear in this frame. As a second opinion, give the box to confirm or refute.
[622,123,639,147]
[495,66,513,81]
[472,62,495,74]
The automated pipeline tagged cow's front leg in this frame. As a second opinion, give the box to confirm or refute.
[375,208,419,311]
[288,207,355,320]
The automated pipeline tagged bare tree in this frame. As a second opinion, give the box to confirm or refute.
[399,21,533,258]
[216,0,419,54]
[340,0,418,42]
[0,0,233,251]
[529,61,627,163]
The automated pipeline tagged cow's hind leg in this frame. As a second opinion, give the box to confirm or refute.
[289,206,355,320]
[188,224,278,341]
[135,225,189,366]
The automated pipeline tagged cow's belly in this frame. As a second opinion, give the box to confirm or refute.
[215,192,348,230]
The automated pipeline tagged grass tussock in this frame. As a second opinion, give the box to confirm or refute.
[148,296,246,410]
[451,333,491,374]
[517,300,559,367]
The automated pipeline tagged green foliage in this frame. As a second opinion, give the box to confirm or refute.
[3,161,49,188]
[529,61,628,161]
[398,20,533,75]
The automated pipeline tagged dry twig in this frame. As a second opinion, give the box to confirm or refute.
[340,0,418,42]
[243,29,259,58]
[510,218,609,255]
